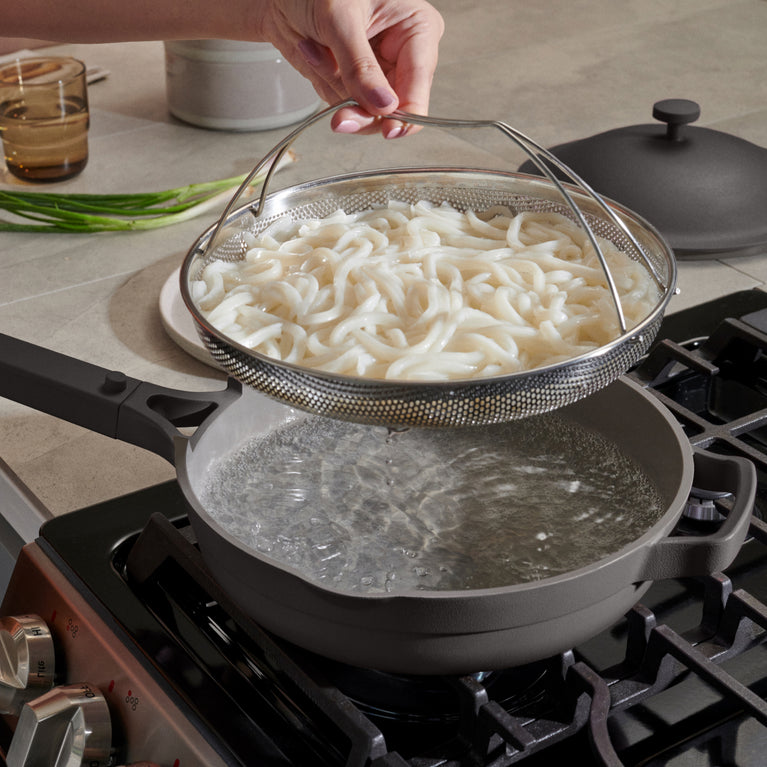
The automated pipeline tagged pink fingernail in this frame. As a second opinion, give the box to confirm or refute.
[384,124,408,139]
[335,119,360,134]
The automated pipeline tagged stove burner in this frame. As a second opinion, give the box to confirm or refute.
[631,300,767,537]
[318,659,557,759]
[324,662,553,723]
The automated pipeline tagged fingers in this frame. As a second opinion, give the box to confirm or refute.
[295,38,343,104]
[296,30,404,137]
[264,0,443,138]
[294,33,400,136]
[318,9,400,119]
[335,2,443,138]
[381,8,444,119]
[330,105,408,138]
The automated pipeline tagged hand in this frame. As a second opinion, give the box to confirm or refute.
[258,0,444,137]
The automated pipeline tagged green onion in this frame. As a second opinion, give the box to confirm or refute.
[0,151,295,233]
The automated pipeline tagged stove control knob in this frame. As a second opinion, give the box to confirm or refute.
[0,614,55,715]
[5,683,112,767]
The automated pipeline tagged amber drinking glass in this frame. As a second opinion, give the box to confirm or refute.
[0,57,89,182]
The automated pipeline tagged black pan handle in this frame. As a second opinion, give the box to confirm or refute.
[0,333,241,465]
[638,450,756,581]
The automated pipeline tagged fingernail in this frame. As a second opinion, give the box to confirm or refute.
[367,86,397,110]
[335,119,361,134]
[384,123,408,139]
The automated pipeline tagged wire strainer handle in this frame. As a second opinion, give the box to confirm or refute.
[207,101,666,334]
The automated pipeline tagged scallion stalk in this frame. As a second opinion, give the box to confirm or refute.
[0,151,295,233]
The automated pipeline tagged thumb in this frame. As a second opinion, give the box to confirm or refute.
[326,27,399,115]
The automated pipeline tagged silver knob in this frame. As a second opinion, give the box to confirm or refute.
[0,615,55,715]
[6,683,112,767]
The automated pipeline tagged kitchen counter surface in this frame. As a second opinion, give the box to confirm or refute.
[1,0,766,518]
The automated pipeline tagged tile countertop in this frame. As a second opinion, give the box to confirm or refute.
[0,0,766,517]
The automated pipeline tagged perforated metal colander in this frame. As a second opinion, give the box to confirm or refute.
[180,103,676,427]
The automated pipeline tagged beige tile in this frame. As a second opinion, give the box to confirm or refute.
[671,259,763,312]
[2,408,176,515]
[430,0,767,150]
[725,252,767,284]
[432,0,736,64]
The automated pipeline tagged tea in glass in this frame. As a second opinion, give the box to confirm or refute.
[0,57,89,182]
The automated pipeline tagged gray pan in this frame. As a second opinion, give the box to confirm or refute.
[0,333,755,674]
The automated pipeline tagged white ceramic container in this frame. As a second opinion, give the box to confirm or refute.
[164,40,321,131]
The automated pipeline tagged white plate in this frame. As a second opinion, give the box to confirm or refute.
[159,268,221,370]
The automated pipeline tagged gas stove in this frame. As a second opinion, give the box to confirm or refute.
[3,289,767,765]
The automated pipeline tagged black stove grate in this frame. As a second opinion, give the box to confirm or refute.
[119,511,388,766]
[115,507,767,767]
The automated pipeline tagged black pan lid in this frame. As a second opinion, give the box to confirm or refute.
[519,99,767,258]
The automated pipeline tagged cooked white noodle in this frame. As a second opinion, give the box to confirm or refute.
[193,201,658,381]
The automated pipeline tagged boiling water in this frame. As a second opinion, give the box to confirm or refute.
[201,415,664,593]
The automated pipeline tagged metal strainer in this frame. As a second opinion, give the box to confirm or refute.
[180,102,676,427]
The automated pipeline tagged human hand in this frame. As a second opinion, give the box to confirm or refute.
[257,0,444,137]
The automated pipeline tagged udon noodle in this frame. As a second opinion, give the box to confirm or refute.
[192,201,658,381]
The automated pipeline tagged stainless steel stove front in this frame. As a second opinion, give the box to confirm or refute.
[0,542,228,766]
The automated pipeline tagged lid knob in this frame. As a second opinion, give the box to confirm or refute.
[652,99,701,141]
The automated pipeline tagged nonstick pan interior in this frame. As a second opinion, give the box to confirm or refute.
[175,376,750,674]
